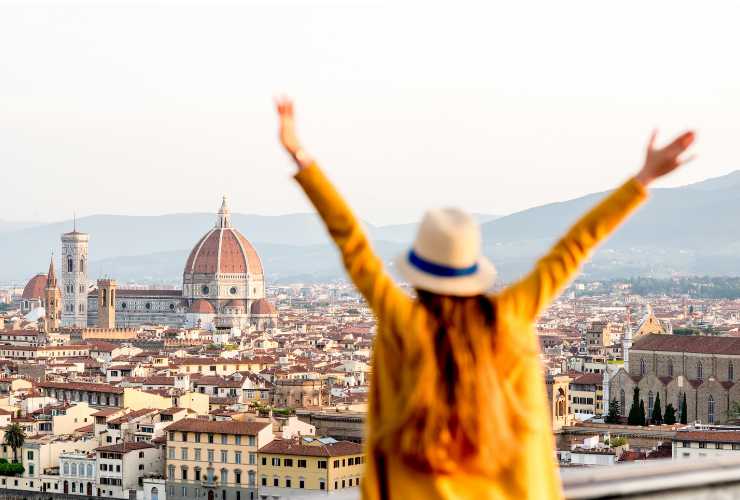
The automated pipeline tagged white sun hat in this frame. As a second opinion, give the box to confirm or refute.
[395,208,497,296]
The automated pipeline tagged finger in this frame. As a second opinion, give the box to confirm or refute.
[647,129,658,152]
[665,131,696,156]
[677,153,697,166]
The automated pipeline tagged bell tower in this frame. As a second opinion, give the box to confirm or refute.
[97,279,117,329]
[61,225,89,328]
[43,255,62,332]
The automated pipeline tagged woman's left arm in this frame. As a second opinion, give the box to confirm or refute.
[499,130,696,322]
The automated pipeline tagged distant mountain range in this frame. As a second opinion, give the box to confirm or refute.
[4,170,740,285]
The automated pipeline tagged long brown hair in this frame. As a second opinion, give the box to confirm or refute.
[385,289,522,477]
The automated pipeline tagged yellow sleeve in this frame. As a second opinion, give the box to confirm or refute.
[498,177,648,321]
[294,163,412,323]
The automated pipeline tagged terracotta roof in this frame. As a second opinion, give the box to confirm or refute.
[676,431,740,443]
[184,212,263,276]
[632,334,740,355]
[259,438,363,457]
[108,408,157,424]
[572,373,603,386]
[22,274,47,300]
[95,442,155,453]
[190,300,216,315]
[164,418,270,436]
[251,299,276,316]
[38,381,124,394]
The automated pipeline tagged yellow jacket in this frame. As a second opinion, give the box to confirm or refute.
[295,163,647,500]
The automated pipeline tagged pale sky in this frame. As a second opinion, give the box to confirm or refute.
[2,1,740,225]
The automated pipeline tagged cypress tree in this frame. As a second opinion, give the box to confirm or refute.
[639,400,647,426]
[664,403,677,425]
[680,392,688,424]
[652,392,663,424]
[627,387,641,425]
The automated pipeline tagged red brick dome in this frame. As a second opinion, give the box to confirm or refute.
[190,299,216,314]
[183,197,263,277]
[251,298,276,316]
[22,274,48,300]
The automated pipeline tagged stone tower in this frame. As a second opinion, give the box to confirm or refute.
[623,307,633,365]
[61,228,89,328]
[43,256,62,331]
[97,279,117,329]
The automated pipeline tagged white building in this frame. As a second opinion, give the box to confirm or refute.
[61,228,89,328]
[673,429,740,459]
[96,441,163,498]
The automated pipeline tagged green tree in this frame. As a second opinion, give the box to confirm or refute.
[639,400,647,426]
[664,403,677,425]
[651,393,663,424]
[680,393,688,424]
[605,398,620,424]
[627,387,641,425]
[610,436,628,447]
[3,423,24,463]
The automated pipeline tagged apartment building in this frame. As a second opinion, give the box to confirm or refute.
[257,436,363,496]
[164,418,273,500]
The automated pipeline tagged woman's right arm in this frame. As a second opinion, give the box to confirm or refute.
[276,97,412,324]
[498,130,696,322]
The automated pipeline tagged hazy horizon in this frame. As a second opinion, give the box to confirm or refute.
[3,1,740,224]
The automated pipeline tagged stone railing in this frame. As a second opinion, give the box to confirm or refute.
[562,456,740,499]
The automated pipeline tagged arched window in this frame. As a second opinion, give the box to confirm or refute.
[620,389,626,416]
[67,258,73,272]
[63,462,69,475]
[648,391,654,415]
[697,361,703,380]
[80,259,84,273]
[151,487,159,500]
[86,464,93,477]
[708,395,715,424]
[668,359,674,377]
[221,469,228,484]
[71,463,77,476]
[640,359,646,376]
[730,363,735,381]
[102,289,107,306]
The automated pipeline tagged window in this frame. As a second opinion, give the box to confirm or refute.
[221,450,228,463]
[235,451,242,464]
[63,463,69,475]
[261,457,267,466]
[284,458,292,467]
[168,447,175,459]
[668,359,674,377]
[620,389,626,416]
[195,468,201,481]
[299,479,304,489]
[168,465,175,479]
[715,443,721,449]
[235,470,241,484]
[181,448,188,460]
[248,436,255,446]
[208,449,214,462]
[698,361,704,380]
[68,258,73,272]
[297,459,306,468]
[221,434,228,445]
[195,433,201,443]
[182,432,188,442]
[195,448,201,461]
[648,391,654,416]
[261,477,267,486]
[272,457,281,466]
[28,464,34,476]
[235,435,241,445]
[273,478,279,487]
[709,395,716,424]
[342,480,346,488]
[730,363,735,381]
[139,464,144,470]
[286,478,292,488]
[27,450,33,460]
[639,359,646,376]
[181,467,188,481]
[318,460,327,469]
[139,452,144,458]
[320,481,325,490]
[221,469,228,484]
[208,434,214,444]
[249,453,256,465]
[333,460,340,469]
[699,442,707,449]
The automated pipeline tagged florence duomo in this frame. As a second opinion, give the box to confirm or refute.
[20,197,277,333]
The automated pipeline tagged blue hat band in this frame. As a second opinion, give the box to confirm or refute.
[408,250,479,278]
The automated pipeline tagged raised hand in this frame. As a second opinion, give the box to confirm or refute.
[635,130,696,187]
[276,96,313,170]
